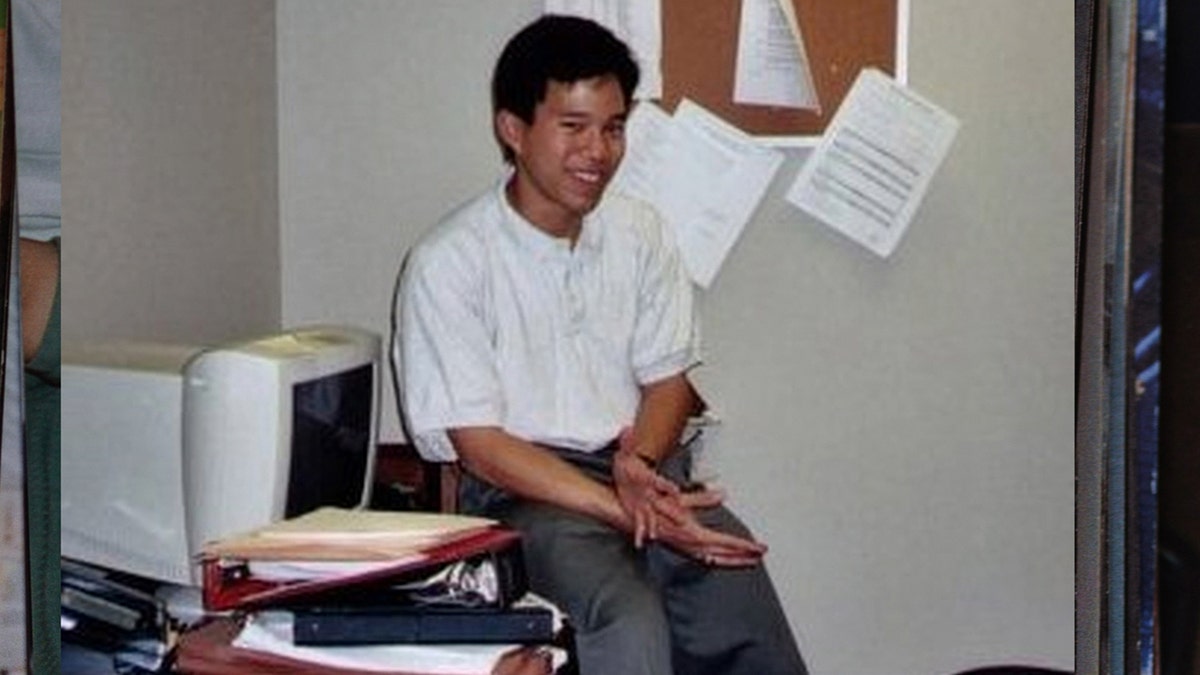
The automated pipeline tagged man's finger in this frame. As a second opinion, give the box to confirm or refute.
[651,473,680,496]
[703,551,763,568]
[651,489,722,526]
[696,526,768,555]
[651,495,694,526]
[678,487,724,509]
[691,544,763,568]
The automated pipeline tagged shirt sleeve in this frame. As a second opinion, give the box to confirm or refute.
[629,204,702,384]
[394,243,504,461]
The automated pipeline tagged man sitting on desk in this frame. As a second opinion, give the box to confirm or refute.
[394,15,807,675]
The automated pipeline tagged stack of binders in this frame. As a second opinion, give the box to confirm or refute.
[177,508,566,674]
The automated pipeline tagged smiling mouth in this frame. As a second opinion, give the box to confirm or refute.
[570,168,606,188]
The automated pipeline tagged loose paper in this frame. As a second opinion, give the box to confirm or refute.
[202,507,496,561]
[545,0,662,99]
[785,68,959,257]
[733,0,819,110]
[611,99,785,287]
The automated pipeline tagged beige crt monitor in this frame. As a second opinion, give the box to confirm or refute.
[61,326,381,586]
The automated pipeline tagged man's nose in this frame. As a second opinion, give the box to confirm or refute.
[582,128,612,162]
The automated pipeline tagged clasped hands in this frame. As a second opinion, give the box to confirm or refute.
[611,430,766,567]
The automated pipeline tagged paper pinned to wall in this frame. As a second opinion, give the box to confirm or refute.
[785,68,959,258]
[733,0,819,111]
[544,0,662,99]
[611,99,785,288]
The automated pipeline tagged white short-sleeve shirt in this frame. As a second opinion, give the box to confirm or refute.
[395,179,700,461]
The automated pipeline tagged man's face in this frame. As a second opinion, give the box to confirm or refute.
[499,75,628,237]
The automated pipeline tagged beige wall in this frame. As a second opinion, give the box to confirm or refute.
[278,4,1073,670]
[64,1,1075,672]
[63,0,279,344]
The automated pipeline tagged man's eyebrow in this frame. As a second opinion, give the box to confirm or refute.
[556,109,628,122]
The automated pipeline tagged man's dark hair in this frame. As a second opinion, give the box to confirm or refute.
[491,15,640,162]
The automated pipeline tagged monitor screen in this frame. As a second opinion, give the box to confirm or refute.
[287,363,374,517]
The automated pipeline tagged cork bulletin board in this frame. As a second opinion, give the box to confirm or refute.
[660,0,901,139]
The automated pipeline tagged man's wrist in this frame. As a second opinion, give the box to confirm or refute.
[632,450,658,470]
[615,446,659,474]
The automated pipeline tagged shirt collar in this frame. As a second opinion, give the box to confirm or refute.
[495,175,603,262]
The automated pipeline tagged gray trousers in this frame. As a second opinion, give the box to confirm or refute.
[460,445,808,675]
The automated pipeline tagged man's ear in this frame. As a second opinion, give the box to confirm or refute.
[495,110,526,158]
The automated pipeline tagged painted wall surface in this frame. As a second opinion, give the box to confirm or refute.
[65,1,1074,672]
[62,0,279,344]
[275,1,535,410]
[277,3,1073,672]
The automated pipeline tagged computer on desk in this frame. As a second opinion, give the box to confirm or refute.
[61,325,382,587]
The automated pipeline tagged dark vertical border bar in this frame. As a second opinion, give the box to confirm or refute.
[1077,0,1095,360]
[1074,2,1103,671]
[1080,0,1168,669]
[1081,0,1139,671]
[0,0,11,463]
[0,0,18,668]
[1127,0,1166,672]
